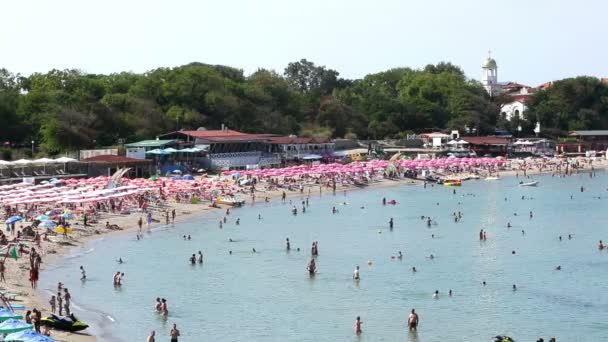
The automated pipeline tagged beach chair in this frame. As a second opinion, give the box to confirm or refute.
[33,171,43,176]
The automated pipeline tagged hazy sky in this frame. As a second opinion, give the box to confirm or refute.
[2,0,606,85]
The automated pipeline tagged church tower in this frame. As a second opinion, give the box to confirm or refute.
[481,51,499,96]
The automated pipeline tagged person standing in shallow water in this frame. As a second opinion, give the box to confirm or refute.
[286,238,290,251]
[170,323,180,342]
[407,309,419,331]
[354,316,362,335]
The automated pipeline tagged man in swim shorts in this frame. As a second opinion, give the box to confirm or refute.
[407,309,419,331]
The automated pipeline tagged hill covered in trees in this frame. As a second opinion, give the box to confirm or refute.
[1,60,607,154]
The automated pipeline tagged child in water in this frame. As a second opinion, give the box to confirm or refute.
[354,316,362,335]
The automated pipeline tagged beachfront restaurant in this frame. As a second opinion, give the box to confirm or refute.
[267,136,334,162]
[461,136,510,157]
[555,130,608,154]
[159,130,281,170]
[81,155,153,178]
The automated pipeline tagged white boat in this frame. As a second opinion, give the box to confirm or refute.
[485,176,499,180]
[214,196,245,207]
[519,181,539,187]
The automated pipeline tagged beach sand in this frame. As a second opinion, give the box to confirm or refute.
[5,158,605,341]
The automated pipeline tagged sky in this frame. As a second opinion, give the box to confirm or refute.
[1,0,606,86]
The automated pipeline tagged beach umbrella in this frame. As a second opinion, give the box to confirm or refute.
[5,216,22,224]
[35,215,50,221]
[0,319,32,334]
[38,220,57,229]
[162,147,179,153]
[0,309,23,322]
[59,213,73,220]
[5,329,55,342]
[54,157,77,163]
[0,160,13,168]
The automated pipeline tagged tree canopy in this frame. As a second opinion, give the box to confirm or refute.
[0,60,531,154]
[524,77,608,136]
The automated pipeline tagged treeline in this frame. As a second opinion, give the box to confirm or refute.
[1,60,607,154]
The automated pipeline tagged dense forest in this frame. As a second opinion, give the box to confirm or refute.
[1,60,607,155]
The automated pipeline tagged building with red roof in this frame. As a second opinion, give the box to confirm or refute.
[157,128,334,169]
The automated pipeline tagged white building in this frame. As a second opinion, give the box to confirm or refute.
[480,53,552,122]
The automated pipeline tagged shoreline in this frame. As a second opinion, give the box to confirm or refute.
[18,159,605,341]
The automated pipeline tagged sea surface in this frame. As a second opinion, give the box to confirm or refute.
[40,172,608,341]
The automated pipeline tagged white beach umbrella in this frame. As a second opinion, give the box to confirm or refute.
[34,158,56,164]
[12,159,31,165]
[54,157,77,163]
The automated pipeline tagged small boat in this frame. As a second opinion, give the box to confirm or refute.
[519,181,539,187]
[485,176,499,180]
[214,196,245,207]
[41,314,89,332]
[443,179,462,186]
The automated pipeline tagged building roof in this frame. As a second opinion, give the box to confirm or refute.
[462,137,509,145]
[482,57,497,69]
[268,136,329,144]
[569,130,608,137]
[81,155,151,164]
[171,130,269,143]
[124,139,176,148]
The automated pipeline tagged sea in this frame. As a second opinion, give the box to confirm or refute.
[40,172,608,341]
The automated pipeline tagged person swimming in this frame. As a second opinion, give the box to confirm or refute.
[117,258,123,264]
[412,267,417,273]
[286,238,291,251]
[389,217,394,229]
[433,290,439,299]
[397,251,403,259]
[513,284,517,291]
[555,265,561,271]
[189,254,196,265]
[198,251,203,264]
[599,240,605,250]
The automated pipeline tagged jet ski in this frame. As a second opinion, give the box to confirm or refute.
[41,313,89,332]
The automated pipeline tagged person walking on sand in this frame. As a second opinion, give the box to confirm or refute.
[407,309,419,331]
[0,261,5,282]
[170,323,181,342]
[49,295,56,314]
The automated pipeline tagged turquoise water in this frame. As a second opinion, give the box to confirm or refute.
[41,172,608,341]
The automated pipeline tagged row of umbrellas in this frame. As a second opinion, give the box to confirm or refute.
[146,147,203,155]
[0,157,77,167]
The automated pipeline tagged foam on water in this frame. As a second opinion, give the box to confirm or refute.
[40,172,608,341]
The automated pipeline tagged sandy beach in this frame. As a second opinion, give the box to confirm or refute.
[4,157,605,341]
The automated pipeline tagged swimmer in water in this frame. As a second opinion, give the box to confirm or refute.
[189,254,196,265]
[198,251,203,264]
[236,218,240,225]
[412,267,417,273]
[429,254,434,259]
[433,290,439,299]
[555,265,561,271]
[354,316,362,335]
[449,289,452,296]
[389,217,394,230]
[117,258,123,264]
[599,240,605,250]
[397,251,403,259]
[513,284,517,291]
[252,248,257,253]
[286,238,291,251]
[307,259,316,275]
[353,265,360,280]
